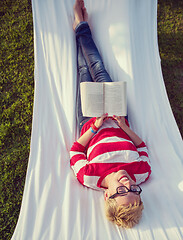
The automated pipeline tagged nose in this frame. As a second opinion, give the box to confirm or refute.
[121,179,131,188]
[125,181,131,189]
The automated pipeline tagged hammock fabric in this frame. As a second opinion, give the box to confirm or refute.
[12,0,183,239]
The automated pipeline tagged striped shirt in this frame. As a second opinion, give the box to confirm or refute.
[70,118,151,191]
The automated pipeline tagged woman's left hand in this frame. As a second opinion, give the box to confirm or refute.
[94,113,108,128]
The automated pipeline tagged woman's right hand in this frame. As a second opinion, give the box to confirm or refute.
[94,113,108,128]
[77,113,108,147]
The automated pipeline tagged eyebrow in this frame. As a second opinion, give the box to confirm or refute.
[116,192,141,198]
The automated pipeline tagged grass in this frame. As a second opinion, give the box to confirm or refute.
[0,0,34,239]
[157,0,183,134]
[0,0,182,239]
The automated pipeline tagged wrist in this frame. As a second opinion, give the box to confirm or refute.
[119,123,128,130]
[90,126,97,134]
[92,121,100,130]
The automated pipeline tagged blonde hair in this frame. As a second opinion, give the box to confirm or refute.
[105,198,144,228]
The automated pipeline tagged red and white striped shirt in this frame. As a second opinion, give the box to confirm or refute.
[70,118,151,191]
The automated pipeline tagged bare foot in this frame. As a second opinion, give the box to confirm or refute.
[79,0,88,21]
[73,0,84,30]
[80,0,84,9]
[83,7,88,22]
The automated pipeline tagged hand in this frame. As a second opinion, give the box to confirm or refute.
[113,115,143,146]
[94,113,108,128]
[112,115,127,130]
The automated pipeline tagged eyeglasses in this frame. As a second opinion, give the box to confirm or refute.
[109,185,142,199]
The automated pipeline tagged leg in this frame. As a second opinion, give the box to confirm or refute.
[73,0,112,83]
[75,22,113,83]
[73,1,92,131]
[73,0,113,131]
[77,42,92,132]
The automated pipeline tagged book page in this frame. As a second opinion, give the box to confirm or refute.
[104,82,127,116]
[80,82,104,117]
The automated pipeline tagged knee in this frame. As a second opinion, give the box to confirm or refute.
[79,65,88,74]
[91,60,105,72]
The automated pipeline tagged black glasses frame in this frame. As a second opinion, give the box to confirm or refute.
[109,185,142,199]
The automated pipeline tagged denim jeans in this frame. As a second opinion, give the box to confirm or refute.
[75,22,113,131]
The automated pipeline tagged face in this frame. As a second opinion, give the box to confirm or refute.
[104,170,141,206]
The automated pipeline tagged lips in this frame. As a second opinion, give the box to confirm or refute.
[119,175,129,181]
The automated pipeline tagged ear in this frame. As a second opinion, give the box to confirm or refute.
[104,189,110,201]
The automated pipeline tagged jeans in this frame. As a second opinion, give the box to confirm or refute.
[75,22,113,132]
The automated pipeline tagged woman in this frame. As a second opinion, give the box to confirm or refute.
[70,0,151,228]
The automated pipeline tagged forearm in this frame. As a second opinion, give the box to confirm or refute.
[77,113,108,147]
[77,127,95,147]
[112,115,143,147]
[120,125,143,147]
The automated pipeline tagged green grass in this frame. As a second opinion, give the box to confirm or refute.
[0,0,182,239]
[158,0,183,134]
[0,1,34,239]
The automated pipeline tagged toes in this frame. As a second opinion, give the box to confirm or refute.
[83,7,88,21]
[78,0,84,8]
[73,0,84,29]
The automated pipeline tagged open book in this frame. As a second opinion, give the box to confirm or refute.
[80,81,127,117]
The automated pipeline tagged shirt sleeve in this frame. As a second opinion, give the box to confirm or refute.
[136,141,151,165]
[132,142,151,184]
[70,141,89,186]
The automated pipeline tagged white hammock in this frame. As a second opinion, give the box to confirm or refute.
[12,0,183,239]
